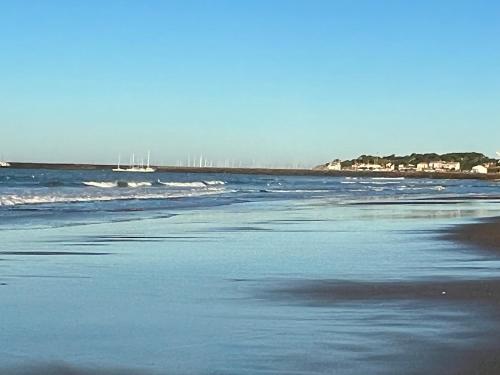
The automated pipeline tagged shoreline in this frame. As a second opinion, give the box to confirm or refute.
[4,162,500,180]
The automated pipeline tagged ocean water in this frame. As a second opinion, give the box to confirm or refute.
[1,168,500,374]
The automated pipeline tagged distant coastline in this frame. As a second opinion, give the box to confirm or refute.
[4,162,500,180]
[317,152,500,175]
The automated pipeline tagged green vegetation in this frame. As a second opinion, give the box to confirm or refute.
[340,152,495,171]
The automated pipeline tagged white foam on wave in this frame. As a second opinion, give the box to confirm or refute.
[203,180,225,185]
[83,181,152,188]
[0,188,228,207]
[127,182,152,188]
[371,177,405,180]
[158,180,207,188]
[83,181,118,188]
[396,185,446,191]
[359,181,403,185]
[266,189,331,193]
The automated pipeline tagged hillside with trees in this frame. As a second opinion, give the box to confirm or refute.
[337,152,495,171]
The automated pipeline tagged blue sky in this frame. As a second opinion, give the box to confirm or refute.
[1,0,499,166]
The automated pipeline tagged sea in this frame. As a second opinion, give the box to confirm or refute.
[1,168,500,374]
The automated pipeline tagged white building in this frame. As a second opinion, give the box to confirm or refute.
[446,162,461,171]
[429,161,460,171]
[326,160,342,171]
[352,163,384,171]
[398,164,416,171]
[471,165,488,174]
[416,162,429,171]
[0,161,10,167]
[417,161,460,172]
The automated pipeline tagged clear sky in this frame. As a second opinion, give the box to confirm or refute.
[1,0,499,167]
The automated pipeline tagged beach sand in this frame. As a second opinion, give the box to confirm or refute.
[442,216,500,252]
[3,215,500,374]
[262,217,500,375]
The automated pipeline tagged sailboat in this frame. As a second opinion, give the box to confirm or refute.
[112,154,126,172]
[113,152,156,173]
[0,154,10,167]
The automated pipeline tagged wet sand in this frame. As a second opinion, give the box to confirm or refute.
[267,217,500,304]
[263,218,500,374]
[267,278,500,304]
[1,363,155,375]
[442,216,500,252]
[3,215,500,374]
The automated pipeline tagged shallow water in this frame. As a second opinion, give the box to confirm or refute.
[1,169,500,374]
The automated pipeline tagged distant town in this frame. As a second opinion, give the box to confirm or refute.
[1,152,500,179]
[316,152,500,175]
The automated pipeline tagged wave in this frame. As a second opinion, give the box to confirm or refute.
[158,181,206,188]
[396,185,446,191]
[83,181,152,188]
[371,177,405,180]
[0,189,227,207]
[359,181,403,185]
[157,180,213,188]
[127,182,152,188]
[83,181,118,188]
[265,189,331,193]
[203,180,225,185]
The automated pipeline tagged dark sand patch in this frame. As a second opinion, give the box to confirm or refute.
[256,218,500,374]
[0,251,110,256]
[265,278,500,305]
[43,235,214,245]
[211,226,274,232]
[348,195,500,206]
[262,278,500,375]
[442,216,500,252]
[416,195,500,201]
[3,274,91,279]
[0,363,156,375]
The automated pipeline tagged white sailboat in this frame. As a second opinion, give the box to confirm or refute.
[112,154,126,172]
[0,154,10,167]
[143,151,155,172]
[113,152,156,173]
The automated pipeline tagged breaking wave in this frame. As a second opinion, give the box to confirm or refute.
[0,189,226,207]
[83,181,118,188]
[396,185,446,191]
[127,182,152,188]
[157,180,225,188]
[371,177,405,180]
[83,181,152,188]
[204,180,225,185]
